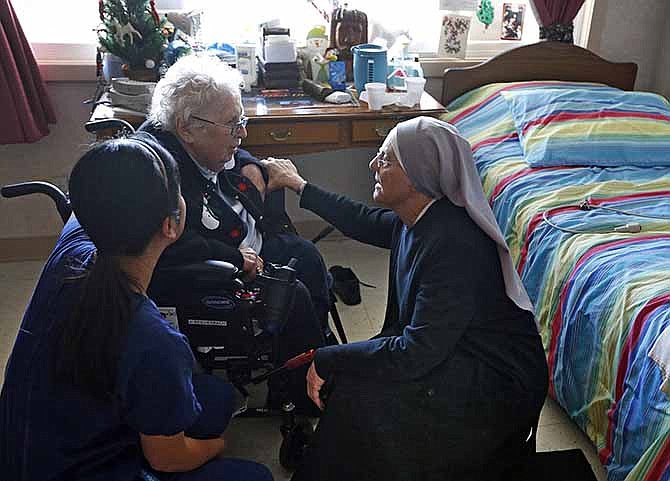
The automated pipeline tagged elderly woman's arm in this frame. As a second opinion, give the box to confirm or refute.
[236,149,267,199]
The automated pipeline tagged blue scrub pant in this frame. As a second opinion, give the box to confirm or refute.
[141,458,272,481]
[142,374,274,481]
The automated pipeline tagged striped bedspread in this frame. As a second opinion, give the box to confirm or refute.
[442,82,670,481]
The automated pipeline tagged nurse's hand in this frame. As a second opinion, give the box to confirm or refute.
[260,158,306,194]
[307,361,326,411]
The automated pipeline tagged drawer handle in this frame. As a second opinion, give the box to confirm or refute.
[269,129,293,141]
[374,126,392,137]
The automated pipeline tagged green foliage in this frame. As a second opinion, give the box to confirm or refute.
[477,0,495,28]
[98,0,167,69]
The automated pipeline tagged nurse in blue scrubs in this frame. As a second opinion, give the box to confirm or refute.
[0,133,273,481]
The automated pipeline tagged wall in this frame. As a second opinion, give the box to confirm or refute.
[653,11,670,99]
[587,0,667,92]
[0,83,92,242]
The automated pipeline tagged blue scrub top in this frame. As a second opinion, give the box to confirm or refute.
[0,216,203,481]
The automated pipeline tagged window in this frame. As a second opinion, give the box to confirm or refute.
[12,0,98,63]
[12,0,593,67]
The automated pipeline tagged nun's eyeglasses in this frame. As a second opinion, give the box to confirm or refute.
[192,114,249,137]
[374,150,392,169]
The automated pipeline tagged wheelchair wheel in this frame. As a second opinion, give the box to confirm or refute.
[279,418,314,470]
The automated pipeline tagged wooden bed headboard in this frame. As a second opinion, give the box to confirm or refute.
[441,41,638,105]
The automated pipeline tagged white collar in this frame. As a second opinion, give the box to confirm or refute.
[410,198,438,228]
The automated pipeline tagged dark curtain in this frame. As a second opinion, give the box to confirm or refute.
[530,0,586,43]
[0,0,56,144]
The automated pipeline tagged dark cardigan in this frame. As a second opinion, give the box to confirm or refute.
[140,121,294,269]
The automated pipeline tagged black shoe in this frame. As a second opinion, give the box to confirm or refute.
[292,400,322,418]
[328,266,374,305]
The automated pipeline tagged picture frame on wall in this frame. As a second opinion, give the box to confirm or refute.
[438,14,472,59]
[501,3,525,40]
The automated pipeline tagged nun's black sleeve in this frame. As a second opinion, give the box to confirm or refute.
[300,183,396,249]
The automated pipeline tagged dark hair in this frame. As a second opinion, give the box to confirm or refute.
[54,133,181,399]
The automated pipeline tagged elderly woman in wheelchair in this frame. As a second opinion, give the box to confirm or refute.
[0,135,274,481]
[139,54,335,414]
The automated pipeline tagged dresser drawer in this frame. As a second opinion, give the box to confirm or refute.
[351,119,400,142]
[244,121,340,146]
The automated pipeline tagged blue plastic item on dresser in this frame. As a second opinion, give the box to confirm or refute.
[351,43,388,92]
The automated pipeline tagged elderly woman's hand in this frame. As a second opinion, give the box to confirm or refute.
[239,247,263,280]
[260,158,307,194]
[240,164,266,200]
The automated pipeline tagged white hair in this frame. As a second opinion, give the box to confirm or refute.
[149,54,243,133]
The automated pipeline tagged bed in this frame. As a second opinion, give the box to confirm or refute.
[440,42,670,481]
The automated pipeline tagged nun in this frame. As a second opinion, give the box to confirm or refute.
[262,116,549,481]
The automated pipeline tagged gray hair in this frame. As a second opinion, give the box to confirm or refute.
[149,55,243,133]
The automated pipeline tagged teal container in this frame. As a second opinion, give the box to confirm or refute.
[351,44,388,92]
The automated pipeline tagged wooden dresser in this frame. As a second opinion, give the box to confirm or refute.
[90,92,446,158]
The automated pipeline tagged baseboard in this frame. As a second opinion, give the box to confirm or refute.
[0,236,58,262]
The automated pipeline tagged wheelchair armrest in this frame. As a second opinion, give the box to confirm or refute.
[1,181,72,224]
[85,119,136,135]
[156,260,242,285]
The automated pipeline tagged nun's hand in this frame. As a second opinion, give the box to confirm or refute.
[260,158,306,194]
[306,361,326,411]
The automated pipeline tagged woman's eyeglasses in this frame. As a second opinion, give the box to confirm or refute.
[191,114,249,137]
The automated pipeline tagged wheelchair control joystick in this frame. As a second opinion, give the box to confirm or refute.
[255,257,299,334]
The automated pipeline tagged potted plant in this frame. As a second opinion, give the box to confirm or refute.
[97,0,168,81]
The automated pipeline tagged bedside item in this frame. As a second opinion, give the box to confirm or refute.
[363,82,386,110]
[111,77,156,96]
[301,78,333,101]
[102,54,124,83]
[324,91,353,104]
[264,35,297,63]
[352,43,388,93]
[401,77,426,107]
[328,61,347,90]
[236,43,257,92]
[305,25,329,55]
[258,60,300,89]
[108,77,156,113]
[310,56,330,83]
[329,5,368,80]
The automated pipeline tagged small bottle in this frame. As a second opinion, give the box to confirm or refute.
[407,56,424,79]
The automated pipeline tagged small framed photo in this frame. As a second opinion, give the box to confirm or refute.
[501,3,525,40]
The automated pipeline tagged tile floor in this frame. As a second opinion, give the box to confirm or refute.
[0,237,606,481]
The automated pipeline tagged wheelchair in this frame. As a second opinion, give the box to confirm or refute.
[1,120,348,469]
